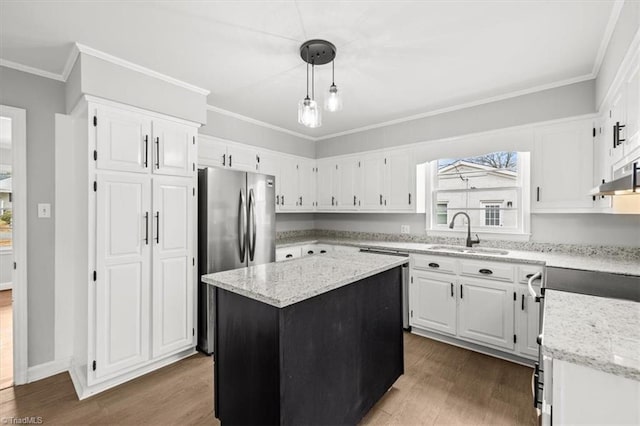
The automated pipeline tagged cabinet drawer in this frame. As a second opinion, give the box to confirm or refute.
[301,244,332,255]
[460,260,514,282]
[518,265,544,284]
[412,255,457,275]
[276,246,302,261]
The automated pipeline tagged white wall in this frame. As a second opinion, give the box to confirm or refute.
[200,109,316,158]
[0,65,65,366]
[595,0,640,109]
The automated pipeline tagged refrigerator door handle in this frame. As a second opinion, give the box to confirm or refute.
[238,189,247,262]
[248,188,257,261]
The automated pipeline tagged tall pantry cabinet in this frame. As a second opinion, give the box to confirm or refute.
[66,98,198,399]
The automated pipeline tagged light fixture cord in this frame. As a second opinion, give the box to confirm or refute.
[305,46,310,98]
[332,59,335,85]
[312,63,315,100]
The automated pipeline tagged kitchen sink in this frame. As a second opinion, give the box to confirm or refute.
[429,245,509,256]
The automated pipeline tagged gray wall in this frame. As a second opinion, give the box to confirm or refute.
[200,109,316,158]
[275,213,316,233]
[595,0,640,109]
[316,80,595,158]
[0,66,65,366]
[67,53,207,124]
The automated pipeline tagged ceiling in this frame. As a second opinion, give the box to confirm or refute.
[0,1,616,138]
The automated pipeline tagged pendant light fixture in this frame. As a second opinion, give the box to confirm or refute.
[298,39,338,128]
[325,59,343,112]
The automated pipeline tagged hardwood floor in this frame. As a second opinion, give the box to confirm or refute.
[0,289,12,390]
[0,333,536,425]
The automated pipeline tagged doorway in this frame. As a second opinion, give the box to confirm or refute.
[0,105,27,387]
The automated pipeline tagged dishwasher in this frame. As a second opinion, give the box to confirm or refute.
[359,248,411,330]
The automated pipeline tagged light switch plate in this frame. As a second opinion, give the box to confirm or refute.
[400,225,410,234]
[38,203,51,218]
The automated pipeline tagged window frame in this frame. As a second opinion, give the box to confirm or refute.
[424,151,531,241]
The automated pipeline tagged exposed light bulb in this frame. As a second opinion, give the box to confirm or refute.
[324,83,343,112]
[298,97,321,128]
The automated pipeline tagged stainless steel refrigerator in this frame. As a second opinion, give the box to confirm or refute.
[197,167,276,354]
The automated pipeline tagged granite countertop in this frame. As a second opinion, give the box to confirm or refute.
[201,251,407,308]
[542,289,640,381]
[276,238,640,276]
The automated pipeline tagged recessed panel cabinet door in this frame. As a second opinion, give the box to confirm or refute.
[298,159,316,210]
[337,158,359,209]
[95,106,151,173]
[517,289,540,358]
[360,154,384,210]
[153,118,194,177]
[94,173,151,383]
[458,278,514,350]
[385,151,414,211]
[316,159,335,210]
[410,272,456,336]
[152,176,194,357]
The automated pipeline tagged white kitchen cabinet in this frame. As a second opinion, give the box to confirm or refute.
[95,105,152,173]
[458,277,515,351]
[532,119,595,211]
[410,271,457,336]
[336,157,360,209]
[360,153,385,210]
[152,176,194,358]
[516,287,540,358]
[385,150,415,210]
[316,158,336,210]
[278,158,299,211]
[198,136,228,168]
[63,99,199,398]
[608,90,627,167]
[298,159,316,210]
[94,173,151,382]
[226,143,259,172]
[152,118,195,177]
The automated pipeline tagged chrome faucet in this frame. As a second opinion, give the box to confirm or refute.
[449,212,480,248]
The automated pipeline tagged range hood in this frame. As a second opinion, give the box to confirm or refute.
[591,162,639,196]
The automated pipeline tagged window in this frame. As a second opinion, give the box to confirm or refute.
[436,202,448,225]
[483,202,501,226]
[425,150,530,237]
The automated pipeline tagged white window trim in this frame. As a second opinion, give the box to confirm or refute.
[425,152,531,241]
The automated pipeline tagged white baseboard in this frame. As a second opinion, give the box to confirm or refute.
[0,282,12,291]
[27,357,72,383]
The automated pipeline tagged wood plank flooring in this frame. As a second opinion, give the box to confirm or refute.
[0,332,536,425]
[0,289,12,390]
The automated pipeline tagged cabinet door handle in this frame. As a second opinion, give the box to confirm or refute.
[428,262,439,269]
[536,187,540,202]
[299,196,302,205]
[479,268,493,275]
[460,284,463,299]
[144,212,149,245]
[320,250,327,254]
[521,294,525,311]
[332,196,335,206]
[526,273,534,279]
[144,135,149,168]
[155,211,160,243]
[613,123,618,148]
[380,194,383,205]
[286,254,293,258]
[354,195,356,206]
[229,155,232,167]
[307,250,314,255]
[276,195,280,205]
[450,283,454,298]
[408,193,411,205]
[282,195,284,205]
[155,137,160,169]
[222,153,226,166]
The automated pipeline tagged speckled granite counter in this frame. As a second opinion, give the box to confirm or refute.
[276,238,640,276]
[542,290,640,381]
[201,251,407,308]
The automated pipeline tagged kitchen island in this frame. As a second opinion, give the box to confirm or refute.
[201,251,408,426]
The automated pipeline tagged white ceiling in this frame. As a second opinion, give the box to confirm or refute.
[0,0,616,138]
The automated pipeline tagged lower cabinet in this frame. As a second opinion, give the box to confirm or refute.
[410,254,542,361]
[458,278,514,351]
[410,271,457,336]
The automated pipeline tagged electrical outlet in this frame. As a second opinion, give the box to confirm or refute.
[38,203,51,218]
[400,225,410,234]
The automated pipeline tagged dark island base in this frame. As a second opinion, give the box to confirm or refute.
[214,267,404,426]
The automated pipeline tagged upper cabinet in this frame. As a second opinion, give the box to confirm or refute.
[94,104,195,177]
[532,118,595,212]
[199,135,260,172]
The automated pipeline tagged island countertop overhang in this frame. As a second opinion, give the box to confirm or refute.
[201,251,408,308]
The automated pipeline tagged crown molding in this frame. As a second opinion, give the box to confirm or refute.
[206,104,317,141]
[61,43,80,81]
[592,0,625,77]
[0,58,65,82]
[315,73,595,141]
[75,43,210,95]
